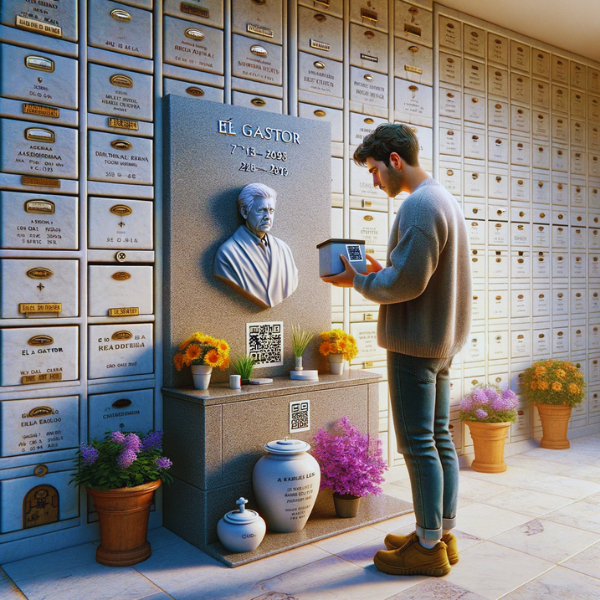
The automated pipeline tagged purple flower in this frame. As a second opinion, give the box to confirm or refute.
[485,388,499,401]
[491,397,508,411]
[475,409,488,420]
[472,389,487,404]
[142,430,163,452]
[124,433,141,454]
[117,448,137,469]
[110,431,127,445]
[155,457,172,471]
[502,389,518,409]
[460,396,473,411]
[80,444,98,465]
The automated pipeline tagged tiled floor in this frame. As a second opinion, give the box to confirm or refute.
[3,433,600,600]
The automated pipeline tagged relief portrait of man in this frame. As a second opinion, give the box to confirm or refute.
[213,183,298,309]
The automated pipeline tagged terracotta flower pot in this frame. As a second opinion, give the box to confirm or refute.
[535,403,572,449]
[333,493,361,518]
[465,421,511,473]
[86,479,161,567]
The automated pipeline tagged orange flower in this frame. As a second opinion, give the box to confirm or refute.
[534,367,546,376]
[545,360,554,366]
[185,344,202,362]
[174,352,185,371]
[575,370,583,379]
[204,349,221,367]
[552,381,562,392]
[220,356,231,370]
[178,336,193,351]
[338,339,349,351]
[320,341,332,355]
[569,383,580,394]
[556,369,566,379]
[530,380,538,390]
[564,361,576,370]
[538,380,549,390]
[218,340,230,354]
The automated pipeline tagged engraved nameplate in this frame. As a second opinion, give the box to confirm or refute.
[88,64,153,121]
[20,176,60,188]
[2,0,78,41]
[88,323,153,379]
[88,389,153,440]
[0,118,78,180]
[88,265,153,316]
[232,34,283,85]
[395,81,432,118]
[0,326,78,386]
[22,105,60,119]
[164,0,223,29]
[298,53,343,98]
[350,67,387,108]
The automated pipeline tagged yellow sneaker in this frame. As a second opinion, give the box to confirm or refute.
[374,532,451,577]
[384,531,459,564]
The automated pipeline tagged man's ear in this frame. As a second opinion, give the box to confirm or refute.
[240,206,248,219]
[389,152,402,170]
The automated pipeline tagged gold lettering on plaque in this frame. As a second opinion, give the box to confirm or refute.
[310,39,330,51]
[364,361,374,368]
[26,267,53,279]
[361,8,378,23]
[112,272,132,281]
[110,9,133,22]
[365,313,374,321]
[15,16,61,38]
[180,2,209,18]
[19,303,62,315]
[110,74,133,88]
[21,176,60,188]
[25,199,55,215]
[184,28,205,40]
[108,118,139,131]
[405,65,423,74]
[108,307,140,317]
[110,204,133,217]
[111,140,133,151]
[22,373,62,384]
[25,56,55,72]
[28,335,53,346]
[23,485,59,529]
[247,23,274,38]
[186,86,205,96]
[25,128,55,143]
[112,330,133,341]
[251,98,266,107]
[360,54,378,63]
[23,104,60,118]
[250,45,268,57]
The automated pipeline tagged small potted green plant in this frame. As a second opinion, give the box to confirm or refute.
[71,430,172,567]
[312,417,387,518]
[291,324,315,371]
[231,354,257,385]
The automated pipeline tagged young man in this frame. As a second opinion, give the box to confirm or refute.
[322,124,472,577]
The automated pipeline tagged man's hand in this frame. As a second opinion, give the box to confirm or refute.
[321,255,358,287]
[365,254,383,273]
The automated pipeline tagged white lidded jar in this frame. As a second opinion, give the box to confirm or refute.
[216,497,266,553]
[252,438,321,533]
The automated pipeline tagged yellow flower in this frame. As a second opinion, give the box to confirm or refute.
[534,366,546,376]
[218,340,230,355]
[185,344,202,362]
[174,353,185,371]
[348,335,356,344]
[530,380,538,390]
[545,360,554,366]
[552,381,562,392]
[564,361,576,370]
[320,341,332,355]
[575,370,583,379]
[321,331,330,341]
[538,380,549,391]
[569,383,580,394]
[204,349,221,367]
[338,339,349,351]
[178,336,193,351]
[220,356,231,370]
[556,369,566,379]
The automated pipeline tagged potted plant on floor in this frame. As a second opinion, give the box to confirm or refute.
[318,329,358,375]
[71,430,173,567]
[459,384,518,473]
[312,417,387,518]
[231,354,257,385]
[174,331,231,390]
[521,359,586,449]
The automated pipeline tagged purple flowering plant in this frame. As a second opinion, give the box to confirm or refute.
[311,417,387,498]
[459,384,518,424]
[71,430,173,491]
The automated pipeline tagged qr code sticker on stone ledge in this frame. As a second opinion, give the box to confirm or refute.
[346,244,363,261]
[246,321,284,367]
[289,400,310,433]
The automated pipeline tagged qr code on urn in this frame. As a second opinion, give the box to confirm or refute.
[246,321,284,367]
[346,244,363,262]
[289,400,310,433]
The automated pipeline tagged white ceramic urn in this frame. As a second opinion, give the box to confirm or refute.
[216,497,266,553]
[252,438,321,533]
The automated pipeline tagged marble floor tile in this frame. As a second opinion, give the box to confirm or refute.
[583,491,600,505]
[137,594,173,600]
[386,578,487,600]
[557,464,600,483]
[0,568,25,600]
[443,541,553,600]
[504,454,573,475]
[385,481,414,504]
[313,525,383,554]
[518,474,600,499]
[384,465,411,484]
[520,448,600,465]
[371,513,416,533]
[251,554,426,600]
[562,540,600,579]
[335,531,390,568]
[454,503,531,539]
[457,474,510,502]
[482,487,573,517]
[491,518,599,563]
[544,500,600,533]
[147,527,186,551]
[459,465,549,489]
[501,565,600,600]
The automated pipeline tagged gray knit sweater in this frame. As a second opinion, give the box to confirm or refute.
[354,178,472,358]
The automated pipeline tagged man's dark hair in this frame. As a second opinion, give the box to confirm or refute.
[353,123,420,168]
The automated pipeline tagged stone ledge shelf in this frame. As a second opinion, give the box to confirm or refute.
[162,371,412,567]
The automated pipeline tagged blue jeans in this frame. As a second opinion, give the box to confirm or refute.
[387,351,459,540]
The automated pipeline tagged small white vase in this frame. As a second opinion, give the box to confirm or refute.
[295,356,303,371]
[329,353,345,375]
[191,364,212,390]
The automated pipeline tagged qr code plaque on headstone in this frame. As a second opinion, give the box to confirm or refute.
[246,321,284,367]
[289,400,310,433]
[346,244,363,261]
